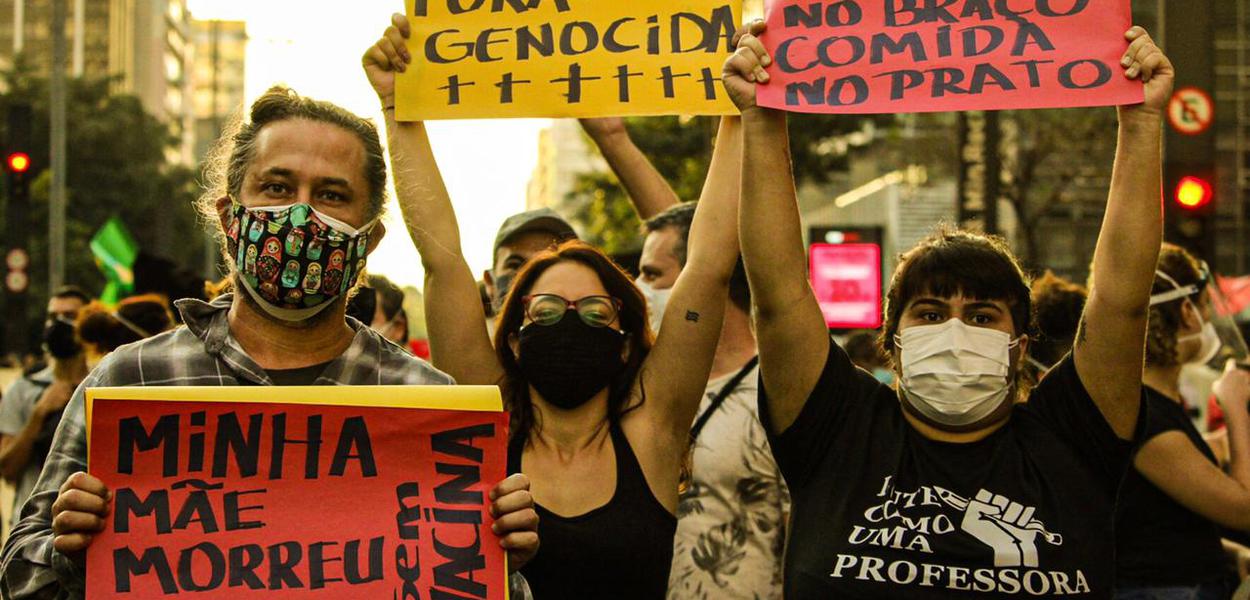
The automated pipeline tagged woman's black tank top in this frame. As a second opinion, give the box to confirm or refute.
[509,421,677,599]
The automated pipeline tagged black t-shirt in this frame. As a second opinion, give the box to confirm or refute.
[1115,386,1226,586]
[762,338,1139,599]
[265,361,332,386]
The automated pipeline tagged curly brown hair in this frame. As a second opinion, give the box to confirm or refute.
[76,294,174,353]
[1030,271,1088,366]
[1146,243,1206,368]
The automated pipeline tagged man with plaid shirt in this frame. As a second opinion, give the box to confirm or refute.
[0,87,539,599]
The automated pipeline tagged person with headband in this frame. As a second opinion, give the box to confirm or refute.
[725,20,1171,597]
[1114,242,1250,598]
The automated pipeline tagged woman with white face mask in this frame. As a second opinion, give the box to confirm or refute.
[725,22,1172,599]
[1114,243,1250,598]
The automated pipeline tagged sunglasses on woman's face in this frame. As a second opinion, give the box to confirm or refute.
[522,294,622,328]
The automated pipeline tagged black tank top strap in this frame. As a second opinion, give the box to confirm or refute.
[606,419,660,505]
[510,418,677,599]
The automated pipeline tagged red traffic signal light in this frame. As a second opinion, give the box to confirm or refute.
[1175,176,1213,210]
[6,152,30,174]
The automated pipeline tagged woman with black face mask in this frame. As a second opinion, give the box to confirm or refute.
[365,16,745,600]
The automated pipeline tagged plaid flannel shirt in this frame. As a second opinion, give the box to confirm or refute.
[0,294,532,600]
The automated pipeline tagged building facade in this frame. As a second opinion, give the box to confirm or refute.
[190,18,244,163]
[0,0,194,163]
[1214,0,1250,275]
[525,119,607,214]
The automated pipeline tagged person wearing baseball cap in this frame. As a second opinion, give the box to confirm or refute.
[484,207,578,314]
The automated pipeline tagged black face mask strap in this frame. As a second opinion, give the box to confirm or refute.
[689,355,759,442]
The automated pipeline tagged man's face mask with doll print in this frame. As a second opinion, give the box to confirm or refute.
[225,201,376,322]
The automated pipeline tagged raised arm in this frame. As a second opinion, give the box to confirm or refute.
[631,115,743,448]
[1134,361,1250,531]
[364,14,503,385]
[579,118,682,219]
[1073,27,1173,439]
[722,22,829,434]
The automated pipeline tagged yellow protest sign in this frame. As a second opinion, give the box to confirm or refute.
[396,0,742,120]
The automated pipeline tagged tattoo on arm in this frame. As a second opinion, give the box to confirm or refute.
[1075,315,1088,346]
[685,310,700,323]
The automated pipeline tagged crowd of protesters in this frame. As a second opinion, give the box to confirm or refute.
[0,12,1247,600]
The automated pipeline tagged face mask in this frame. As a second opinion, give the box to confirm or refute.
[42,317,81,360]
[492,270,516,313]
[1150,270,1223,367]
[635,279,673,334]
[1181,301,1221,366]
[225,201,375,322]
[872,367,895,386]
[516,313,627,410]
[1027,356,1054,375]
[895,319,1021,427]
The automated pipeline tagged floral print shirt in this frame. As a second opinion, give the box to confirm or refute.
[668,365,791,600]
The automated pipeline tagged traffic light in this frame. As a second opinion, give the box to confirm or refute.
[1163,0,1216,261]
[6,151,31,206]
[5,104,33,204]
[2,102,33,357]
[6,152,30,174]
[1174,174,1214,213]
[1166,166,1216,258]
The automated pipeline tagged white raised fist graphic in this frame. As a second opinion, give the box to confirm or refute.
[935,487,1063,568]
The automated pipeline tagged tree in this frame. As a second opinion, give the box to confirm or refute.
[1,60,203,351]
[569,113,892,254]
[999,108,1118,266]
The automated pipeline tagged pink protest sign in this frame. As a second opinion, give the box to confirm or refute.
[758,0,1144,114]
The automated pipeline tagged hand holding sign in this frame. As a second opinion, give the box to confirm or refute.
[722,20,771,111]
[50,472,110,561]
[489,473,540,572]
[1120,27,1173,117]
[363,13,413,110]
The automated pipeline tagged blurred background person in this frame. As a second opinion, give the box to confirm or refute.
[1116,243,1250,598]
[367,274,409,346]
[843,329,893,385]
[75,294,175,368]
[0,286,91,534]
[479,209,579,339]
[1027,271,1089,385]
[485,209,579,316]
